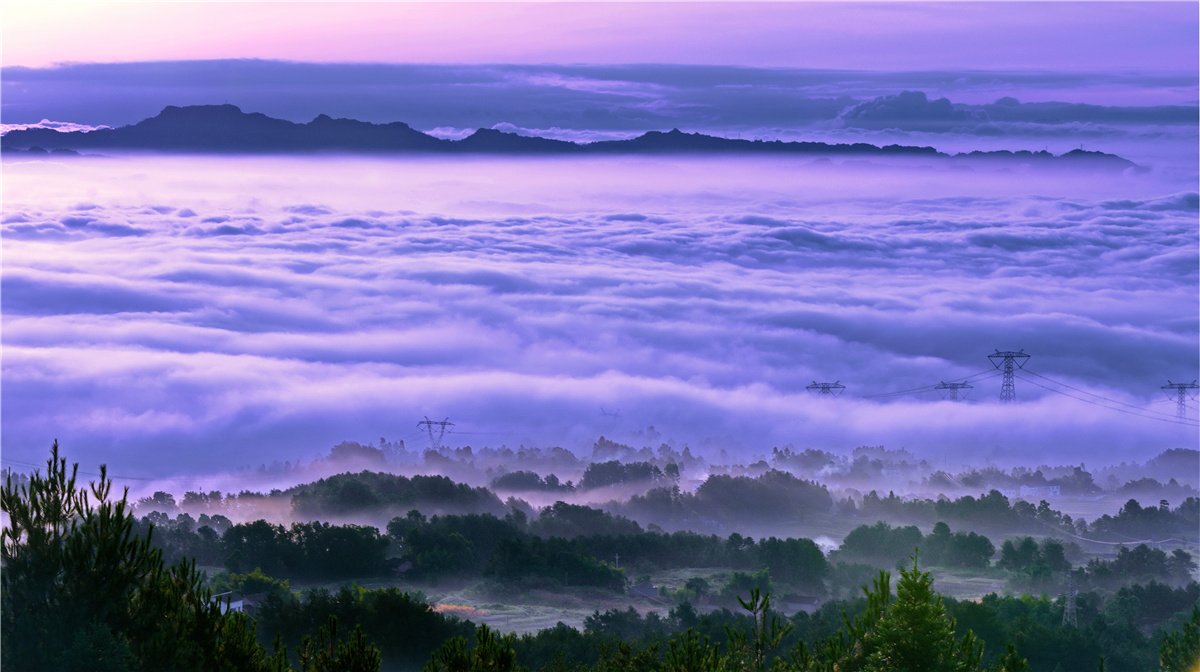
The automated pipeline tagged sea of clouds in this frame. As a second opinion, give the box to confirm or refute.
[3,152,1196,477]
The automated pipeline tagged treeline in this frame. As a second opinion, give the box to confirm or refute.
[132,515,395,581]
[855,489,1199,541]
[832,520,1198,595]
[1078,545,1199,590]
[1088,497,1200,541]
[135,500,833,594]
[136,495,1198,601]
[288,471,507,517]
[833,520,995,569]
[490,460,678,494]
[388,504,827,595]
[255,586,475,671]
[7,444,1199,672]
[134,464,1197,549]
[612,470,834,527]
[997,539,1197,592]
[248,570,1200,672]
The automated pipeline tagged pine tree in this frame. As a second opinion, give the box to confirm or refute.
[0,442,321,672]
[863,555,982,672]
[1159,607,1200,672]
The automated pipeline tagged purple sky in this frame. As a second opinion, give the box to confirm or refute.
[3,2,1196,71]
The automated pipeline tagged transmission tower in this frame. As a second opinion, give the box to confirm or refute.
[1061,574,1078,627]
[988,350,1030,403]
[934,381,973,402]
[1161,380,1199,420]
[417,417,454,450]
[806,381,846,397]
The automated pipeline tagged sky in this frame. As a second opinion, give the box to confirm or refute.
[2,2,1198,479]
[4,2,1196,72]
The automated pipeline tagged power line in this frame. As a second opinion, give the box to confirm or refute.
[860,368,999,399]
[1024,369,1182,419]
[1,457,163,482]
[1019,370,1192,423]
[1015,374,1199,427]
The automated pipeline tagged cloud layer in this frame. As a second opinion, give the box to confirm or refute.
[3,153,1196,476]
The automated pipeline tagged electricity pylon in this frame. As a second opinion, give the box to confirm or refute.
[1061,574,1078,627]
[935,381,973,402]
[806,381,845,397]
[1161,380,1199,420]
[988,350,1030,403]
[417,417,454,450]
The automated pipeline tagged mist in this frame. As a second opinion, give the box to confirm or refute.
[3,151,1195,480]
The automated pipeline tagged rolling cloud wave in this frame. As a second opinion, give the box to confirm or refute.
[2,155,1196,475]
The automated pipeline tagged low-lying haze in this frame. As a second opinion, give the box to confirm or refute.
[3,153,1196,476]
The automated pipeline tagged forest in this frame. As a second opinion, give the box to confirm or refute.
[2,441,1197,672]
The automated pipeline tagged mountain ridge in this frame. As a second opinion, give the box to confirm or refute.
[0,104,1140,169]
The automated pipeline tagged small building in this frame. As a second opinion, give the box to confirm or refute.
[212,591,245,614]
[1018,485,1061,499]
[212,591,268,616]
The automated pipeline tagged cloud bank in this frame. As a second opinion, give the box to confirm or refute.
[3,154,1196,477]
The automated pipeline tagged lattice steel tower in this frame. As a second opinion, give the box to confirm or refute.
[1161,380,1199,420]
[1061,575,1078,627]
[988,350,1030,403]
[935,381,973,402]
[806,381,846,397]
[417,417,454,450]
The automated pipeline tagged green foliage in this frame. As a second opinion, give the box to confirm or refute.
[921,523,996,569]
[288,471,505,517]
[485,536,626,591]
[863,558,983,672]
[580,461,667,491]
[720,569,775,604]
[664,630,725,672]
[222,520,391,580]
[491,471,575,493]
[1090,497,1199,542]
[257,585,471,671]
[725,588,792,672]
[828,562,880,600]
[394,512,523,578]
[997,536,1071,590]
[297,616,383,672]
[990,643,1031,672]
[835,521,923,566]
[757,537,828,593]
[422,624,527,672]
[0,441,284,671]
[1076,544,1196,591]
[616,471,833,528]
[530,501,644,538]
[1159,607,1200,672]
[214,567,292,597]
[788,560,1013,672]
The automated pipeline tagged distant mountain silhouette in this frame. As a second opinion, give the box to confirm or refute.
[0,104,1140,169]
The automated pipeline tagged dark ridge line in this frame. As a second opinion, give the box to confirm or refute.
[0,103,1141,170]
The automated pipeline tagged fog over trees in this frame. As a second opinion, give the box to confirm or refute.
[4,441,1197,671]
